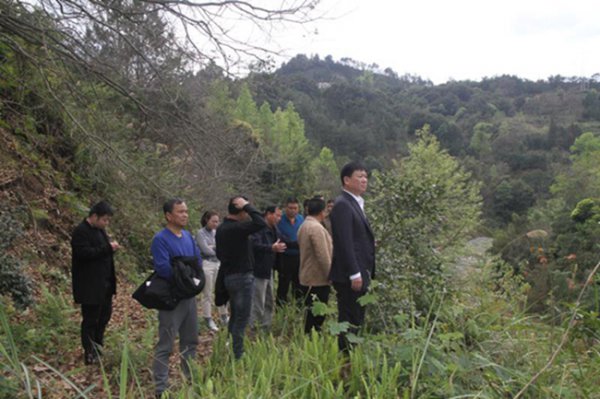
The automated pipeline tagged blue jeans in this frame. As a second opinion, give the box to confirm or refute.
[224,272,254,359]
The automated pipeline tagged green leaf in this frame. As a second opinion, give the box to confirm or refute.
[311,300,335,316]
[346,333,364,344]
[327,321,350,335]
[438,332,464,342]
[357,293,378,306]
[393,313,409,326]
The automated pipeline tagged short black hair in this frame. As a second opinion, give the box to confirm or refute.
[285,197,299,205]
[89,201,113,217]
[327,199,335,205]
[201,210,219,227]
[228,195,248,215]
[340,161,367,185]
[163,198,185,214]
[263,205,278,215]
[307,198,326,216]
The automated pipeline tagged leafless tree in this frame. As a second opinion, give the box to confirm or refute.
[0,0,322,208]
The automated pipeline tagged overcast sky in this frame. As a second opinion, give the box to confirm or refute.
[263,0,600,84]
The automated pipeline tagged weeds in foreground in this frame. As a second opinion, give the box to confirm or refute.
[2,259,600,398]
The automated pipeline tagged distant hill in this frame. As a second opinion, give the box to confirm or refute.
[247,54,600,225]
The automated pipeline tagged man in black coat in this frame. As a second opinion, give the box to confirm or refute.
[329,162,375,352]
[216,196,266,359]
[71,201,120,365]
[249,206,286,331]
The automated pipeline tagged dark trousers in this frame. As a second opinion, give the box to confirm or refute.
[301,285,330,334]
[276,254,302,305]
[333,282,366,353]
[81,292,113,356]
[225,272,254,359]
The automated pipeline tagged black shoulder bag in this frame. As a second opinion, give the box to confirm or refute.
[132,272,178,310]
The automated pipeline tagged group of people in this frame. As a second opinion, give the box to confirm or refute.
[70,161,375,398]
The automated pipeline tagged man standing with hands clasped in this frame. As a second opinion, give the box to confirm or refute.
[71,201,120,365]
[329,162,376,353]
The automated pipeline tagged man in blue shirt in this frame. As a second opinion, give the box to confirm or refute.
[276,197,304,305]
[151,198,201,398]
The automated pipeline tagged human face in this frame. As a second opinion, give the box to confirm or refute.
[343,169,368,196]
[90,214,111,229]
[206,215,220,231]
[166,202,189,229]
[266,208,282,227]
[326,201,334,214]
[274,208,282,224]
[285,202,299,220]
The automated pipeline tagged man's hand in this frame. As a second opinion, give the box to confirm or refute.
[351,276,363,292]
[271,239,287,253]
[233,197,249,210]
[110,241,121,252]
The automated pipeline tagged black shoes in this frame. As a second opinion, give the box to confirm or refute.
[84,344,104,365]
[84,352,99,365]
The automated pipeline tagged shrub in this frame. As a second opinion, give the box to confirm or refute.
[368,127,481,319]
[0,209,33,309]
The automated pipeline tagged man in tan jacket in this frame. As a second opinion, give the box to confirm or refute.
[298,197,333,333]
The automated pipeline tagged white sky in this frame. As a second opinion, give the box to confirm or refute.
[261,0,600,84]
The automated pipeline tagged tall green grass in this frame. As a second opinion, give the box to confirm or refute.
[2,258,600,398]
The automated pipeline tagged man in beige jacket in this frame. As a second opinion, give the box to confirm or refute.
[298,197,333,333]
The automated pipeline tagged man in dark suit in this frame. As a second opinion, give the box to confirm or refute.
[71,201,120,365]
[329,162,375,352]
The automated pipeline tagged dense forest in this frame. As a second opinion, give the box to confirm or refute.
[1,0,600,397]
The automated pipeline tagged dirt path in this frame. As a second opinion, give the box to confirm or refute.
[450,237,493,282]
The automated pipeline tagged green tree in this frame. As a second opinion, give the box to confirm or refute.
[491,179,535,224]
[469,122,494,159]
[583,90,600,120]
[551,132,600,207]
[205,79,236,123]
[234,84,260,130]
[369,127,481,315]
[310,147,339,199]
[570,131,600,156]
[230,88,325,203]
[262,103,314,200]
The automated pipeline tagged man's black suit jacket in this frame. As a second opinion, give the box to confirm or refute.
[328,191,375,289]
